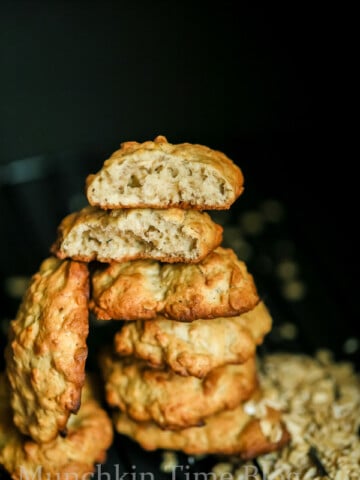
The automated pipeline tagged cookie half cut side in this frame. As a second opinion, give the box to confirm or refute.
[90,247,258,321]
[113,391,290,458]
[51,206,223,264]
[86,135,244,210]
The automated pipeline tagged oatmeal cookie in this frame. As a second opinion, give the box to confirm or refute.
[85,135,243,210]
[90,247,258,321]
[99,352,257,429]
[51,206,223,264]
[0,373,113,480]
[5,257,89,443]
[114,301,271,378]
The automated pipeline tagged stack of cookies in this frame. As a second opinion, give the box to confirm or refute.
[1,136,290,479]
[52,135,289,457]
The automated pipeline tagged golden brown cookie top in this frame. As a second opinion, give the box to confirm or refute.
[90,247,258,321]
[113,301,272,378]
[99,352,257,430]
[85,135,244,210]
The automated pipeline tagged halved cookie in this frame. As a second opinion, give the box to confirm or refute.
[86,135,244,210]
[51,206,223,264]
[113,392,289,458]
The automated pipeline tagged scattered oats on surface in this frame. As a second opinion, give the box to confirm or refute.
[259,419,273,439]
[160,451,179,473]
[210,351,360,479]
[315,349,334,366]
[234,463,262,480]
[212,462,233,478]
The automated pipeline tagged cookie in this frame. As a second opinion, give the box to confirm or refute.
[85,135,244,210]
[113,393,289,458]
[90,247,258,321]
[51,206,223,264]
[0,373,113,480]
[5,257,89,443]
[114,301,271,378]
[99,352,257,429]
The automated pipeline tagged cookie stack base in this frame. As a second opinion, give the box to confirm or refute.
[0,374,113,480]
[113,393,290,459]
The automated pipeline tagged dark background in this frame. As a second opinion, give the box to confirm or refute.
[0,2,357,359]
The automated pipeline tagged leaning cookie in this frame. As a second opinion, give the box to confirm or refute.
[114,302,272,378]
[90,247,258,321]
[5,257,89,444]
[99,352,257,430]
[85,135,244,210]
[0,374,113,480]
[51,206,223,264]
[113,396,289,458]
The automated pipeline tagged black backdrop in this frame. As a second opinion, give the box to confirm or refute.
[0,2,357,363]
[0,1,344,160]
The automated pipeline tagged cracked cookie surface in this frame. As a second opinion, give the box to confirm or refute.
[99,352,257,430]
[86,135,244,210]
[114,302,271,378]
[5,257,89,443]
[52,206,223,264]
[90,247,258,321]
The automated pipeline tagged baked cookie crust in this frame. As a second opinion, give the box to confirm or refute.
[5,257,89,443]
[90,247,258,321]
[114,301,271,378]
[99,352,257,429]
[0,374,113,480]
